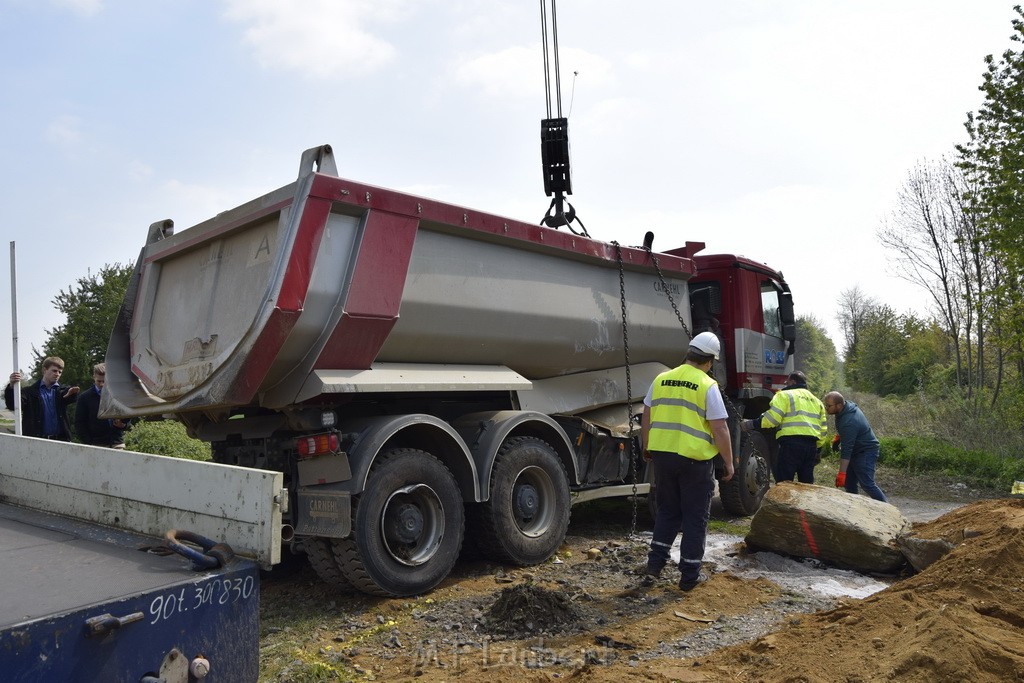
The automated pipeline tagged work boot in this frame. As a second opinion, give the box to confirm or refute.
[678,571,709,592]
[633,559,665,588]
[636,560,665,578]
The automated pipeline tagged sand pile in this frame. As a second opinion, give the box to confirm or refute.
[691,498,1024,682]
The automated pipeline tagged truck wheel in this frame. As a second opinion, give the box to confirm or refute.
[303,538,354,590]
[719,431,771,516]
[334,449,464,597]
[470,436,570,566]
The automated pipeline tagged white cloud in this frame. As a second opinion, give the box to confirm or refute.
[575,97,650,137]
[45,115,82,146]
[396,183,453,200]
[52,0,102,16]
[127,161,153,183]
[654,183,932,344]
[0,1,1013,370]
[156,179,265,231]
[221,0,411,79]
[453,44,613,101]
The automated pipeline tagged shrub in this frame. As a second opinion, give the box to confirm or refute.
[880,436,1024,489]
[125,419,211,461]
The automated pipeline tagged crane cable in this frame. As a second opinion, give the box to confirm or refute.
[539,0,563,120]
[538,0,588,236]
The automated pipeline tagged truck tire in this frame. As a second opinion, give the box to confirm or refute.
[333,448,464,597]
[303,538,354,590]
[719,431,771,516]
[469,436,570,566]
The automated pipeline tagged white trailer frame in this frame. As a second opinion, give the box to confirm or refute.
[0,433,285,568]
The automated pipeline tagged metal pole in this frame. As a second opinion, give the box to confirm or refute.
[9,241,21,435]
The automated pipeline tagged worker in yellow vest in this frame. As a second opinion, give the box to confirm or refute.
[742,371,827,484]
[640,331,734,591]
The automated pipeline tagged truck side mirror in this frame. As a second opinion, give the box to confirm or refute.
[778,292,795,325]
[690,285,722,316]
[782,323,796,343]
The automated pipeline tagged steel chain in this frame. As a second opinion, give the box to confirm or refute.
[643,246,693,339]
[615,244,703,539]
[645,247,742,480]
[612,242,641,539]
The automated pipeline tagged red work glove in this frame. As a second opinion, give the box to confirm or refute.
[831,433,841,453]
[835,472,847,488]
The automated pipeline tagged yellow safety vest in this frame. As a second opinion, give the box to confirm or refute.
[646,364,720,461]
[760,387,827,447]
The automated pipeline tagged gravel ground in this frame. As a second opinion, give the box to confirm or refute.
[259,464,1006,680]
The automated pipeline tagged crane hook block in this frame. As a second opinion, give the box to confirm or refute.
[541,117,572,197]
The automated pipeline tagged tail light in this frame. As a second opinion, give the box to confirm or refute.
[296,432,340,458]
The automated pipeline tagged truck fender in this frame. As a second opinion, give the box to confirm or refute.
[338,414,479,502]
[452,410,580,502]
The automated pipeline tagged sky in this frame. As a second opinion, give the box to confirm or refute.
[0,0,1018,376]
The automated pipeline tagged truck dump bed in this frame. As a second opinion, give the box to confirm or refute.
[103,145,696,418]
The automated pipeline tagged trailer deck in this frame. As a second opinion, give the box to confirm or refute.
[0,431,285,681]
[0,502,258,682]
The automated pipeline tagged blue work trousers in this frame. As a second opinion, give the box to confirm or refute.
[648,452,715,583]
[845,447,888,502]
[775,436,818,484]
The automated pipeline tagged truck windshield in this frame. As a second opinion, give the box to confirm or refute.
[760,285,782,338]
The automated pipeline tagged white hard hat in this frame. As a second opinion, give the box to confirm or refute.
[689,331,721,360]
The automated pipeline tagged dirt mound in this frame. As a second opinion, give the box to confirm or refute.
[483,583,580,636]
[687,498,1024,682]
[260,495,1024,682]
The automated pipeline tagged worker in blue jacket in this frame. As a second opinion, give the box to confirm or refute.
[824,391,887,502]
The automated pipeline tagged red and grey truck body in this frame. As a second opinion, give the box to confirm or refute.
[101,145,795,596]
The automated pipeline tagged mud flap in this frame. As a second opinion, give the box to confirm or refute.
[553,415,628,484]
[295,489,351,538]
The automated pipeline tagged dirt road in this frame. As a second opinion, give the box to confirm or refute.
[259,480,1023,682]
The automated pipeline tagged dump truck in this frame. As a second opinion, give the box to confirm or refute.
[100,144,795,597]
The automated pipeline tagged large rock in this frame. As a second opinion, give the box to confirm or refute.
[895,535,956,572]
[745,482,911,574]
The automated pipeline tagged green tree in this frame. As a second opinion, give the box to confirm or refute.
[836,285,877,355]
[845,305,900,394]
[33,264,133,389]
[877,158,986,392]
[957,5,1024,375]
[835,285,878,389]
[844,305,947,397]
[793,315,840,395]
[881,319,949,396]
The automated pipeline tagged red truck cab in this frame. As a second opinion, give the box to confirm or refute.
[688,251,796,416]
[663,243,796,419]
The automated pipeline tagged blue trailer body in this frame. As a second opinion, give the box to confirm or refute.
[0,503,259,682]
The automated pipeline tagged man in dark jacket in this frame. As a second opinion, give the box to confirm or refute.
[824,391,887,502]
[4,357,79,440]
[75,362,129,448]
